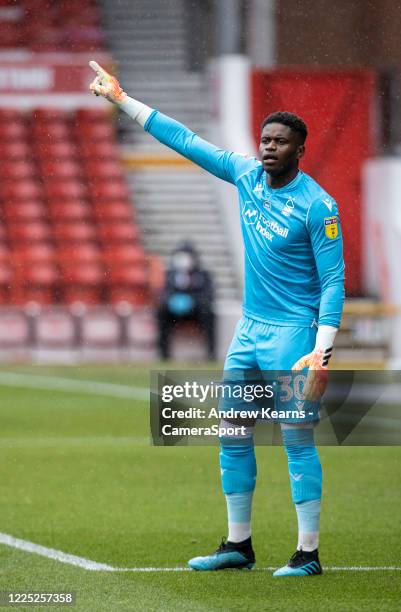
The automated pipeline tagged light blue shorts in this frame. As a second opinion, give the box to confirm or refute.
[221,316,319,423]
[224,316,317,371]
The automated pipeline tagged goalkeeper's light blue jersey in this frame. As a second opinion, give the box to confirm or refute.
[145,111,345,328]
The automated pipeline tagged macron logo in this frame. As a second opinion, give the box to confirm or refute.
[291,473,304,481]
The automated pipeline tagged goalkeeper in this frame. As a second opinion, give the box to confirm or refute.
[89,61,344,577]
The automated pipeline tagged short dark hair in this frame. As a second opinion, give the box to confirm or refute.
[261,111,308,144]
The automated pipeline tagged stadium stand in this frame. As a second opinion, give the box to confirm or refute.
[0,0,167,358]
[0,0,104,52]
[0,107,152,307]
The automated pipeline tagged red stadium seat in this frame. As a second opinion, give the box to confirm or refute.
[75,108,111,124]
[108,267,150,305]
[53,223,97,243]
[103,245,147,268]
[45,180,87,200]
[93,201,133,223]
[32,108,69,123]
[3,201,46,222]
[32,121,70,142]
[0,224,7,242]
[73,122,115,142]
[57,243,101,265]
[34,141,77,160]
[0,264,11,304]
[48,200,92,222]
[0,122,26,139]
[109,269,148,285]
[61,263,105,304]
[0,161,36,180]
[8,222,51,243]
[11,263,58,305]
[83,159,123,181]
[61,31,103,52]
[61,4,99,23]
[79,140,119,160]
[0,260,11,280]
[89,181,129,201]
[40,159,82,180]
[0,141,31,160]
[2,180,43,201]
[0,108,23,123]
[0,22,22,47]
[11,244,56,267]
[28,28,62,52]
[98,223,139,244]
[0,244,10,263]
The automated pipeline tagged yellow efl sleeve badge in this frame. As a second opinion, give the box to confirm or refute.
[324,216,338,239]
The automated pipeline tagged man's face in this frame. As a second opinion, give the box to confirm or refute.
[259,122,304,176]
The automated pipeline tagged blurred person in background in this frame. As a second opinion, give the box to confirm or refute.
[157,241,215,360]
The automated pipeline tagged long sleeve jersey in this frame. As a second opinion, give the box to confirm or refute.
[144,111,345,328]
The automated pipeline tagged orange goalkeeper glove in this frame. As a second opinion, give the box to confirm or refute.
[291,326,337,401]
[89,60,153,126]
[89,60,127,103]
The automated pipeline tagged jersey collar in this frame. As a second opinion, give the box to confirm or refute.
[265,170,303,193]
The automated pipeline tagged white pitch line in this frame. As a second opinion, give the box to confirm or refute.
[0,533,115,572]
[0,371,148,401]
[0,533,400,573]
[116,566,401,572]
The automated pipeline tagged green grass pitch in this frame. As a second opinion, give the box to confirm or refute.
[0,364,400,611]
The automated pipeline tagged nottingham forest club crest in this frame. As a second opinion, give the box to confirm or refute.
[281,196,295,217]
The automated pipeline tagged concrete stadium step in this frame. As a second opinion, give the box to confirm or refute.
[109,48,186,60]
[110,58,188,70]
[127,172,212,185]
[136,207,220,217]
[133,192,214,203]
[114,73,204,86]
[148,235,232,247]
[99,0,240,302]
[130,172,211,184]
[106,23,185,33]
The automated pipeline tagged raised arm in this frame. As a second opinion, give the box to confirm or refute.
[89,61,257,185]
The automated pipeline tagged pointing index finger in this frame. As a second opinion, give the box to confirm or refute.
[89,61,108,78]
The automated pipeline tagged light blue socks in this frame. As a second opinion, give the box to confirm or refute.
[282,428,322,551]
[220,439,256,542]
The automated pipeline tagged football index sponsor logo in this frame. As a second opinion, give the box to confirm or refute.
[256,214,289,241]
[256,214,273,241]
[243,203,289,241]
[281,196,295,217]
